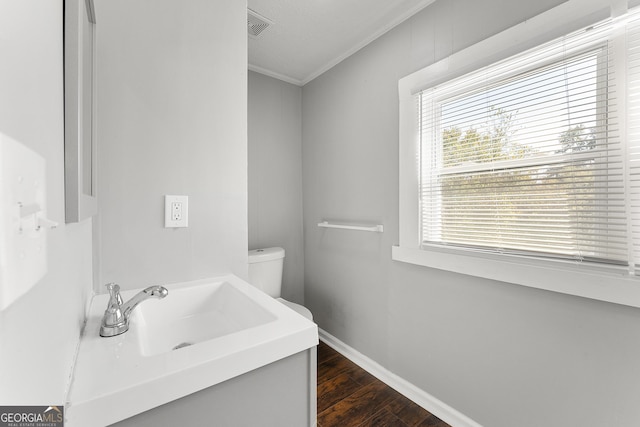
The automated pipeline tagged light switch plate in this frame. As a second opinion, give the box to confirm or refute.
[164,195,188,228]
[0,134,49,310]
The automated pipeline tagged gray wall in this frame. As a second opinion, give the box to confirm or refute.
[302,0,640,426]
[0,0,92,404]
[95,0,248,291]
[248,71,304,304]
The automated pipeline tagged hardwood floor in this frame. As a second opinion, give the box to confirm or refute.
[317,341,452,427]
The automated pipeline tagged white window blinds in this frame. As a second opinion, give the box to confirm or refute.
[417,8,640,270]
[629,10,640,272]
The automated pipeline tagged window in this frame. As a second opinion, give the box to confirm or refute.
[421,42,618,263]
[395,1,640,307]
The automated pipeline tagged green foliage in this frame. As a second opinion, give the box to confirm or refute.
[434,109,600,256]
[441,107,529,167]
[557,124,596,154]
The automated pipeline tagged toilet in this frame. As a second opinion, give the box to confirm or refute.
[248,247,313,320]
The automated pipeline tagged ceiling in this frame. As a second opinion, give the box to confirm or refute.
[247,0,436,86]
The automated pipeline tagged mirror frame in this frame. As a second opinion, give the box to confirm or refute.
[64,0,97,223]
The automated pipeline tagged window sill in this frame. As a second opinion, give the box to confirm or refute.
[392,245,640,308]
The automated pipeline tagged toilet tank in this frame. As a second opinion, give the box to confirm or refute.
[247,247,285,298]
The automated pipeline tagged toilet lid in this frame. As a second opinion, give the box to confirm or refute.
[277,298,313,321]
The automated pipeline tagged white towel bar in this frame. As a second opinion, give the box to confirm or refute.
[317,221,384,233]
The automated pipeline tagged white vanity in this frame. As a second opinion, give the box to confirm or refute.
[65,275,318,426]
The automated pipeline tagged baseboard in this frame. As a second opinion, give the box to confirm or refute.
[318,328,484,427]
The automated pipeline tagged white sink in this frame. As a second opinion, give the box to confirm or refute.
[66,275,317,427]
[134,281,277,356]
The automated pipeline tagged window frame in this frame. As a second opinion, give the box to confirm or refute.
[394,0,640,308]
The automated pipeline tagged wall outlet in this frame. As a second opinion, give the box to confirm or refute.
[165,195,188,228]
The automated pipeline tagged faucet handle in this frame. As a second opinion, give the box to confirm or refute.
[100,283,127,337]
[106,282,123,306]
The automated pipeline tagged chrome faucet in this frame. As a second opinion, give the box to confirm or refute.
[99,283,168,337]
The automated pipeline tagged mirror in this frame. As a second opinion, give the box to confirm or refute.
[64,0,97,223]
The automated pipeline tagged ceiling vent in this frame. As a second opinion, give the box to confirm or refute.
[248,8,273,38]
